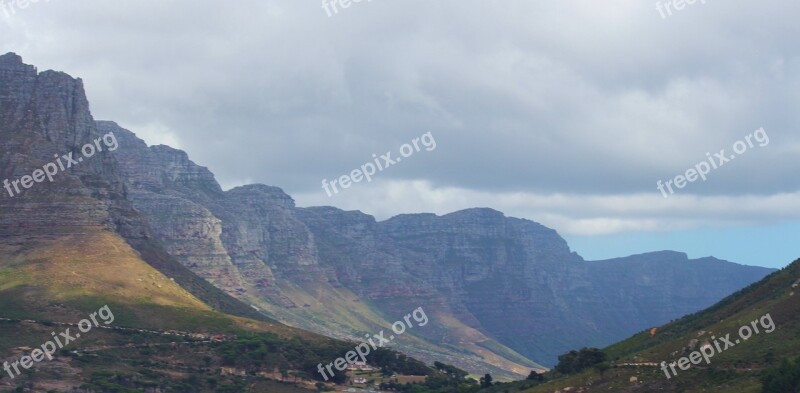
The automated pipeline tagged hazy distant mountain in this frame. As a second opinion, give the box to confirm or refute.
[515,257,800,392]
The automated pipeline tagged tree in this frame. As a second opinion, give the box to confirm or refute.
[594,362,611,377]
[480,373,493,388]
[761,356,800,393]
[555,348,608,375]
[526,370,544,382]
[764,350,776,365]
[433,362,469,380]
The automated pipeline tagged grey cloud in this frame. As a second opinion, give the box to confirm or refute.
[1,0,799,200]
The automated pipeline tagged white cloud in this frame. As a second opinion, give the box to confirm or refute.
[294,180,800,236]
[117,121,182,149]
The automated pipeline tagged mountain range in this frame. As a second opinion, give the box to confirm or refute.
[0,52,777,385]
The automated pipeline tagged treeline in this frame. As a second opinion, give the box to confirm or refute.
[215,333,434,383]
[380,362,477,392]
[216,333,352,383]
[554,347,607,375]
[370,348,433,376]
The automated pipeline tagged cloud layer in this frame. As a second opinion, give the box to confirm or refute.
[2,0,798,245]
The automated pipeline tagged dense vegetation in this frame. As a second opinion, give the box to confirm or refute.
[761,356,800,393]
[215,332,433,384]
[553,347,607,375]
[379,362,478,393]
[370,348,433,377]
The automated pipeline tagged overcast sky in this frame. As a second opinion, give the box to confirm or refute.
[2,0,798,268]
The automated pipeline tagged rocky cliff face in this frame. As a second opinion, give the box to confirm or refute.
[106,121,250,296]
[374,209,598,364]
[0,53,130,238]
[299,207,773,364]
[105,120,336,305]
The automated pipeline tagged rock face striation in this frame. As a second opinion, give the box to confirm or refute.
[0,53,776,371]
[106,121,336,306]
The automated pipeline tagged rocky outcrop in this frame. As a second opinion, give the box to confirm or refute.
[0,53,127,238]
[105,121,249,296]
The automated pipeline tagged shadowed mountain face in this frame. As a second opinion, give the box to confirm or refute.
[518,258,800,392]
[297,209,774,365]
[0,54,775,375]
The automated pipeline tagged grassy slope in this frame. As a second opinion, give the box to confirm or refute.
[0,228,351,390]
[0,228,329,348]
[1,230,261,332]
[516,258,800,393]
[248,277,542,380]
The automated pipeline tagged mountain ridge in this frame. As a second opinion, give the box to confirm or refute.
[0,53,776,378]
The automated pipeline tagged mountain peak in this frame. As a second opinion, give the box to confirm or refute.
[637,250,689,259]
[445,207,505,218]
[0,52,23,65]
[0,52,36,75]
[227,184,296,208]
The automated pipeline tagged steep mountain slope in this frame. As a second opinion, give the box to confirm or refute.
[0,52,267,323]
[518,257,800,393]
